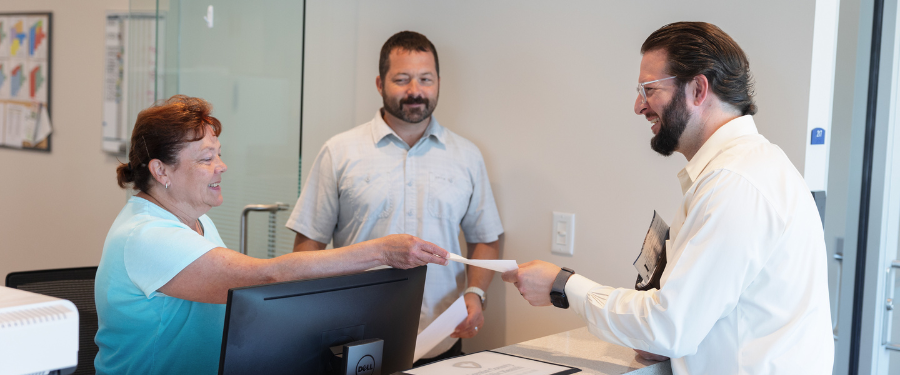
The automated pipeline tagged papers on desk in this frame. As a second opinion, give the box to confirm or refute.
[415,295,468,362]
[446,253,518,273]
[404,351,580,375]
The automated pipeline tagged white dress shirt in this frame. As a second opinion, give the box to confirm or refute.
[566,116,833,374]
[287,110,504,358]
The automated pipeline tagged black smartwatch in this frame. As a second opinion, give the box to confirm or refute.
[550,267,575,309]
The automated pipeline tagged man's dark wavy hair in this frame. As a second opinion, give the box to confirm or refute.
[641,22,757,116]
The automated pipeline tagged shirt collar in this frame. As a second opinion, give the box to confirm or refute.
[678,115,759,193]
[370,108,445,146]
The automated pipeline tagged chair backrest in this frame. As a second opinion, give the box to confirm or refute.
[7,266,99,375]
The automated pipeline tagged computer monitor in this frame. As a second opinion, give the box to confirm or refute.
[218,266,427,375]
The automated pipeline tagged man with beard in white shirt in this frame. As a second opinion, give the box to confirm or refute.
[502,22,833,374]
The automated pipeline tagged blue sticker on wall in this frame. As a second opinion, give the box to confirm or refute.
[811,128,825,145]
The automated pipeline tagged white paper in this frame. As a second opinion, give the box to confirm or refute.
[2,102,27,147]
[406,351,573,374]
[26,103,51,145]
[414,295,468,362]
[446,253,518,273]
[0,102,50,147]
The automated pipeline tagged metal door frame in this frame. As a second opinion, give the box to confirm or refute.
[837,0,900,373]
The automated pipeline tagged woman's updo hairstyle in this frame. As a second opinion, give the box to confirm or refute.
[116,95,222,192]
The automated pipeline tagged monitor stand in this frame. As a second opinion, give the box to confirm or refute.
[329,339,384,375]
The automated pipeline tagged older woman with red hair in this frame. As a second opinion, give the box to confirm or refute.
[94,95,448,374]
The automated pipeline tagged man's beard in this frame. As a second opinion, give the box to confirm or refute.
[383,94,437,124]
[650,87,690,156]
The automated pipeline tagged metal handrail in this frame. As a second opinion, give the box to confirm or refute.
[240,202,289,255]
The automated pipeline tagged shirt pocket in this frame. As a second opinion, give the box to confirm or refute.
[428,171,472,223]
[342,171,394,221]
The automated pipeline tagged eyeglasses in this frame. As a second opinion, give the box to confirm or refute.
[636,76,677,104]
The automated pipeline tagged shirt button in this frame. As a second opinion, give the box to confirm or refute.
[407,181,413,187]
[408,210,414,216]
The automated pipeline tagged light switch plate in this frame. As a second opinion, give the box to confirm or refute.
[551,212,575,256]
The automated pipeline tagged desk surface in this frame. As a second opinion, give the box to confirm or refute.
[493,327,672,375]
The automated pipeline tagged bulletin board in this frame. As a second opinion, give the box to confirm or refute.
[0,13,51,152]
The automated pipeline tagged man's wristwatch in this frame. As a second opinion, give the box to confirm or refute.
[465,286,486,309]
[550,267,575,309]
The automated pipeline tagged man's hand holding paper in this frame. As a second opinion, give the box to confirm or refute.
[450,293,485,339]
[502,260,560,307]
[414,296,467,362]
[411,251,517,356]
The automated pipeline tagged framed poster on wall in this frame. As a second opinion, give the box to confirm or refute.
[0,12,51,152]
[102,12,163,155]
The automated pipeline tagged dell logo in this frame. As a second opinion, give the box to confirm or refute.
[355,355,375,375]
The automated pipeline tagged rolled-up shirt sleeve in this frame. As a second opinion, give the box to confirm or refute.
[459,148,504,244]
[286,144,339,244]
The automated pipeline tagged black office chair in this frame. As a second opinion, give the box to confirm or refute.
[7,266,99,375]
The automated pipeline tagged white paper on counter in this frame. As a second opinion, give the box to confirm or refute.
[406,351,574,374]
[446,253,518,273]
[415,295,468,362]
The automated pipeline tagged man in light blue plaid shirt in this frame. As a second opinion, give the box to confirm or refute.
[286,31,504,366]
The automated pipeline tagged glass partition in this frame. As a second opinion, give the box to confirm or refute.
[129,0,304,258]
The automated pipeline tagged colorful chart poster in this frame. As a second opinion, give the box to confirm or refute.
[25,60,47,103]
[8,17,27,59]
[0,17,11,59]
[7,59,26,100]
[0,62,9,99]
[27,16,48,59]
[7,59,27,100]
[0,13,50,151]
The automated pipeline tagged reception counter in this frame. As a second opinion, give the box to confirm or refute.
[493,327,672,375]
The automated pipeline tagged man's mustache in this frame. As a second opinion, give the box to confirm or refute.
[400,96,429,107]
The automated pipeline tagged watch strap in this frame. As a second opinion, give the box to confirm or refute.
[550,267,575,309]
[465,286,486,309]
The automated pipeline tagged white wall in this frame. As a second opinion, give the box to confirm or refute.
[303,0,818,352]
[0,0,129,280]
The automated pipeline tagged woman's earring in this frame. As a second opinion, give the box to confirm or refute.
[165,182,169,189]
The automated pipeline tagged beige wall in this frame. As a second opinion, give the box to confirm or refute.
[303,0,819,352]
[0,0,129,280]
